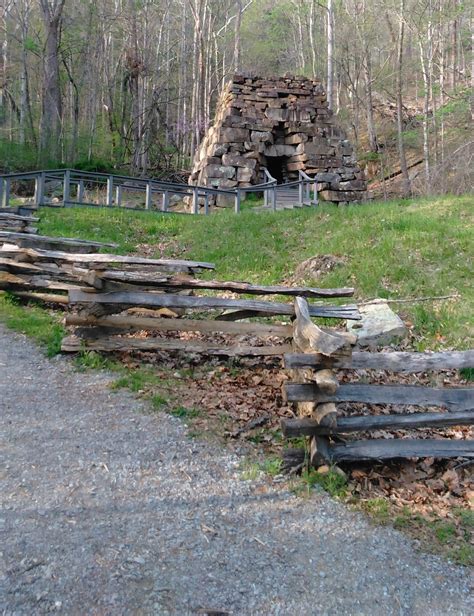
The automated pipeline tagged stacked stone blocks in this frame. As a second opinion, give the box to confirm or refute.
[189,74,367,204]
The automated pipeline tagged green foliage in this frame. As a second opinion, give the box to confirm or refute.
[74,350,118,371]
[169,406,201,419]
[260,456,283,477]
[0,292,65,357]
[240,460,261,481]
[459,368,474,382]
[150,394,168,410]
[112,367,163,392]
[300,467,348,498]
[72,157,116,173]
[360,498,391,523]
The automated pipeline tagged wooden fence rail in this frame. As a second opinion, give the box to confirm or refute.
[283,297,474,466]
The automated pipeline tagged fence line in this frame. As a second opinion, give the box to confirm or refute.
[0,168,318,214]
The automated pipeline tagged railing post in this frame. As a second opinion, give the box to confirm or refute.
[162,190,169,212]
[204,192,209,215]
[234,188,241,214]
[264,186,268,207]
[0,178,3,208]
[77,179,85,204]
[272,183,277,211]
[63,169,71,205]
[106,176,114,206]
[2,177,11,208]
[298,180,304,205]
[145,182,152,210]
[313,180,318,205]
[192,186,199,214]
[115,185,122,207]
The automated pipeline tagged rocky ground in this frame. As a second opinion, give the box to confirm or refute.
[1,325,472,615]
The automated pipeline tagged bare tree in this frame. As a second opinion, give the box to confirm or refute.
[38,0,65,161]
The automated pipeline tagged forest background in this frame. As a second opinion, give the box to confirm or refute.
[1,0,472,196]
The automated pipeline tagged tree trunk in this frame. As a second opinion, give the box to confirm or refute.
[396,0,411,197]
[327,0,334,111]
[39,0,65,162]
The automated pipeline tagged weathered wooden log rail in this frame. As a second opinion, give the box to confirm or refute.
[283,299,474,465]
[0,231,356,358]
[2,230,472,463]
[0,212,38,235]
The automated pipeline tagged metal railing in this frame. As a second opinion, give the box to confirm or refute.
[0,167,318,214]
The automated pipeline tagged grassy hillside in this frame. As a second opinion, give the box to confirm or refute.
[36,195,473,350]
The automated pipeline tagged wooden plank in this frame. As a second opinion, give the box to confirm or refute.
[99,270,354,298]
[0,213,39,222]
[67,289,361,320]
[11,291,69,304]
[293,296,353,355]
[284,350,474,372]
[0,231,117,249]
[0,257,43,273]
[0,272,84,292]
[328,438,474,462]
[281,409,474,437]
[60,334,292,356]
[1,246,215,271]
[285,382,474,410]
[65,314,293,337]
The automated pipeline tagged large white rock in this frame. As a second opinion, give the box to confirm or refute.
[347,300,407,347]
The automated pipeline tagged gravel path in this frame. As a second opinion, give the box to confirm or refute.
[0,325,472,615]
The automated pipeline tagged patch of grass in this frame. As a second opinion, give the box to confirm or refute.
[388,505,473,566]
[112,367,162,392]
[150,394,168,410]
[38,194,474,348]
[300,467,348,499]
[360,498,391,524]
[260,456,282,477]
[0,292,65,356]
[74,350,119,371]
[459,367,474,382]
[169,405,201,419]
[240,459,261,481]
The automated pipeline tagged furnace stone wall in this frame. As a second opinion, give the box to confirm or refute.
[189,74,367,204]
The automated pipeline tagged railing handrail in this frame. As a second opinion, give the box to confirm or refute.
[0,166,319,212]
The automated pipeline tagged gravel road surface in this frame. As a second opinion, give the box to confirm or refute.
[0,325,472,615]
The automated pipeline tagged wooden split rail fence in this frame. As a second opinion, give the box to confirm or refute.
[0,231,358,357]
[282,297,474,466]
[0,212,38,235]
[1,230,472,463]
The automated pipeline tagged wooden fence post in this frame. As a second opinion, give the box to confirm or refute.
[106,176,114,206]
[235,188,241,214]
[145,182,152,210]
[63,170,71,205]
[162,190,169,212]
[78,179,85,204]
[284,297,355,470]
[193,187,199,214]
[115,185,122,207]
[1,177,11,208]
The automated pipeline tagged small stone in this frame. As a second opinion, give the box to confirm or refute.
[347,300,408,347]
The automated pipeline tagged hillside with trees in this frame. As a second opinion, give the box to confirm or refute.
[1,0,472,196]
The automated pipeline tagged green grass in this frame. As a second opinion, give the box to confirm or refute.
[0,293,65,356]
[36,194,474,349]
[295,467,348,498]
[392,506,474,566]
